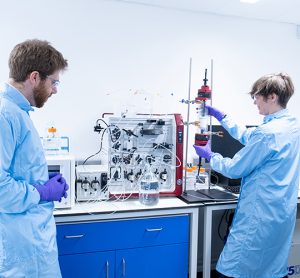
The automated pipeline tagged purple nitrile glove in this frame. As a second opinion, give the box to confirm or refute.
[206,105,225,122]
[48,173,69,198]
[193,140,213,161]
[35,174,68,202]
[62,180,69,198]
[57,175,69,198]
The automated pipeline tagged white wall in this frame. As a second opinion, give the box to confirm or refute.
[1,0,300,161]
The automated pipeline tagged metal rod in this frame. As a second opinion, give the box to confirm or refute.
[183,58,192,194]
[209,59,214,189]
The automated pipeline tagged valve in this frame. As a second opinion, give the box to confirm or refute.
[91,177,100,191]
[81,178,90,191]
[160,169,168,182]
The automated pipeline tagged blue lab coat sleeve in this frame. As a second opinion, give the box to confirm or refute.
[210,127,274,179]
[221,115,256,145]
[0,113,40,213]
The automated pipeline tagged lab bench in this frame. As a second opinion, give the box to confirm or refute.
[54,197,200,278]
[56,194,298,278]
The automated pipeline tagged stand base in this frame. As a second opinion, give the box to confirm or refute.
[179,189,237,204]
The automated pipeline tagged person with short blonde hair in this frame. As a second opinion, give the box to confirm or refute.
[194,73,299,278]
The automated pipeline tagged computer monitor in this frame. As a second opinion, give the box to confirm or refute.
[210,125,244,159]
[210,125,256,186]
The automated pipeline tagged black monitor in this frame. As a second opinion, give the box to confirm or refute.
[210,125,244,159]
[210,125,256,186]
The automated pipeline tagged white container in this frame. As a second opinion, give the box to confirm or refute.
[184,167,195,190]
[43,126,61,155]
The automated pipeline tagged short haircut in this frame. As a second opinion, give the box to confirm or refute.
[249,73,294,108]
[8,39,68,82]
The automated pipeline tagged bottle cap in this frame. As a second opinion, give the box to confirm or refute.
[186,168,193,173]
[200,167,205,172]
[191,165,198,170]
[48,127,57,133]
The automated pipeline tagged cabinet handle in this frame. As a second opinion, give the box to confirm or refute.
[145,228,163,232]
[64,234,85,239]
[122,258,126,276]
[106,261,109,278]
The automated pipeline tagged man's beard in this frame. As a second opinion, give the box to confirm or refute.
[33,82,50,108]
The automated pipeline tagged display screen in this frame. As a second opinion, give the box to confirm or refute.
[48,165,61,175]
[211,125,244,158]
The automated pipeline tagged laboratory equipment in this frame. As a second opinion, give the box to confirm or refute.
[180,65,216,197]
[183,167,195,190]
[105,113,184,197]
[41,126,70,155]
[221,184,241,194]
[195,167,209,190]
[180,61,233,204]
[139,163,160,205]
[194,69,211,147]
[210,124,256,189]
[75,164,109,201]
[43,126,61,155]
[210,125,243,159]
[46,154,75,208]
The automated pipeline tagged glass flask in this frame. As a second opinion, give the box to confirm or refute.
[139,164,160,206]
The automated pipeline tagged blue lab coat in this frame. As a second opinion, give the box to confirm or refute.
[0,83,61,277]
[212,110,300,278]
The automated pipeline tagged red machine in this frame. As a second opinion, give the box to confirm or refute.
[106,113,184,197]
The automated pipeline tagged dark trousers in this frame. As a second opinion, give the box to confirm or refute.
[219,273,288,278]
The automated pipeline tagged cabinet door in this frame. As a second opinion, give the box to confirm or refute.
[59,251,115,278]
[115,243,188,278]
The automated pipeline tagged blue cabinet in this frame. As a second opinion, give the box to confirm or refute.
[59,251,115,278]
[56,215,189,278]
[115,243,188,278]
